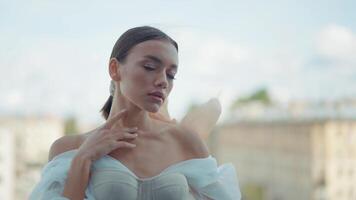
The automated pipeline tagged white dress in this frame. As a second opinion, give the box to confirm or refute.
[29,149,241,200]
[30,98,241,199]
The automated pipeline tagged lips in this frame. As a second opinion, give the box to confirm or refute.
[148,91,165,101]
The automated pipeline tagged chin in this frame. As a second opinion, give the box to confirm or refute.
[144,104,161,113]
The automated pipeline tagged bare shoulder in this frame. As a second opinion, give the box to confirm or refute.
[169,123,210,158]
[48,134,85,162]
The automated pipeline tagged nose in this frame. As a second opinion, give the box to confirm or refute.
[154,71,168,89]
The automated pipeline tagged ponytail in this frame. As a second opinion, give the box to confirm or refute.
[100,96,113,120]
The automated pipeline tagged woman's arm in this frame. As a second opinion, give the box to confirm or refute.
[62,153,92,200]
[46,109,138,199]
[48,135,91,200]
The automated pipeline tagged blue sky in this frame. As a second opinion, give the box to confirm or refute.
[1,0,356,124]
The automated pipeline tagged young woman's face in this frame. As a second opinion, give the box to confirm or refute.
[118,39,178,113]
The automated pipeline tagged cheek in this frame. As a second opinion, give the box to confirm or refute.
[131,70,152,88]
[167,82,174,93]
[123,70,154,102]
[120,68,142,95]
[125,67,148,86]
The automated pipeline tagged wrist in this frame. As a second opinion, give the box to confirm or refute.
[73,151,92,166]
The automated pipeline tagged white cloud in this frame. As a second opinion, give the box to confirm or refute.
[316,24,356,64]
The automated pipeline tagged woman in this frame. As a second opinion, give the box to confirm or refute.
[30,26,241,200]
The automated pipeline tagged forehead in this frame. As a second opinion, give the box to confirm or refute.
[126,40,178,67]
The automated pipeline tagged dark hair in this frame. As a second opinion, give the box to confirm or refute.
[100,26,178,120]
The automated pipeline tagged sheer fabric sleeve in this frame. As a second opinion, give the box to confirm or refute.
[29,151,75,200]
[194,162,241,200]
[178,98,241,199]
[180,98,221,141]
[170,155,241,200]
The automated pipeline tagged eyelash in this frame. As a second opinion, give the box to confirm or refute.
[143,65,176,80]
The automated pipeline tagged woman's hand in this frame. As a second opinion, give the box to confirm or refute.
[77,109,138,162]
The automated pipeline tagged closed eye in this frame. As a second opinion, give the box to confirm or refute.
[143,63,176,80]
[144,66,155,71]
[143,63,156,71]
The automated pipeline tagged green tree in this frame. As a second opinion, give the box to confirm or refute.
[64,116,78,135]
[231,88,272,110]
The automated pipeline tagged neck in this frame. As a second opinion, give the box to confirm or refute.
[107,93,153,131]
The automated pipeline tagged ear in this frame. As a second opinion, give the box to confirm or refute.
[109,58,121,81]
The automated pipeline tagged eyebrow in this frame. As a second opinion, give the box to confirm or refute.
[143,55,178,70]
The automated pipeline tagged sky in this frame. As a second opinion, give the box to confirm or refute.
[1,0,356,125]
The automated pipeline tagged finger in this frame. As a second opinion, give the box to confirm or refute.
[123,133,139,140]
[104,109,127,129]
[108,127,137,134]
[113,131,138,140]
[114,141,136,149]
[109,127,138,136]
[123,127,138,133]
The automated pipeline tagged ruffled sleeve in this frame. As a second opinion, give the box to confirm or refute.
[196,162,241,200]
[177,98,241,199]
[29,150,76,200]
[168,155,241,200]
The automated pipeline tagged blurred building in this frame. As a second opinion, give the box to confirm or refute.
[0,116,64,200]
[214,118,356,200]
[0,128,15,200]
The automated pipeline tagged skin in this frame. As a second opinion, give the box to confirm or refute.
[107,39,178,131]
[105,39,188,178]
[48,39,209,200]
